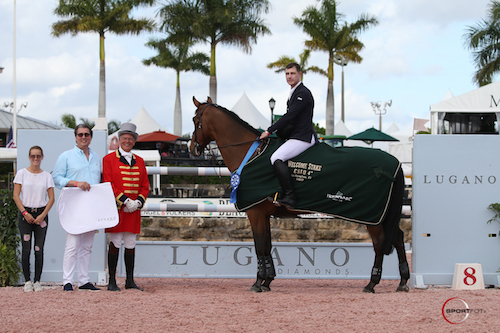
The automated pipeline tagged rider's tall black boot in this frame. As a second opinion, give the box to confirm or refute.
[273,159,296,208]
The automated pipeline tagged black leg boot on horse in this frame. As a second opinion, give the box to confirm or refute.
[107,242,120,291]
[273,159,295,209]
[249,255,276,292]
[124,248,143,291]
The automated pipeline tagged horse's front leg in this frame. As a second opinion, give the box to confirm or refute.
[247,205,274,293]
[363,225,385,293]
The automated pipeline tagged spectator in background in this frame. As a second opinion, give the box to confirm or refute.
[52,124,101,291]
[13,145,55,292]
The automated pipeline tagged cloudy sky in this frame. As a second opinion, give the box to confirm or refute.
[0,0,495,137]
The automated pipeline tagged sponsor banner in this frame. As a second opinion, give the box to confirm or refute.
[411,135,500,287]
[142,198,333,218]
[126,241,403,279]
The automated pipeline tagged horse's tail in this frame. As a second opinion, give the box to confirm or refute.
[382,165,405,255]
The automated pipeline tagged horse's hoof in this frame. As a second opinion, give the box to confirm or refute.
[362,287,375,293]
[261,285,271,292]
[396,285,409,292]
[248,285,262,293]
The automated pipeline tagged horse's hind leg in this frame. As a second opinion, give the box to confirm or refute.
[394,228,410,292]
[363,225,384,293]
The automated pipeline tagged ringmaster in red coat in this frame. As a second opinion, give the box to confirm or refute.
[103,123,149,291]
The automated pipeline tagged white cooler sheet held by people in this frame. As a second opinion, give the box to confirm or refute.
[57,182,119,235]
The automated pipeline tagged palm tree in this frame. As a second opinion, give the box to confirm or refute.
[464,0,500,86]
[60,113,120,133]
[158,0,271,103]
[143,39,210,136]
[108,119,121,133]
[267,49,327,81]
[61,113,76,128]
[52,0,157,118]
[294,0,378,135]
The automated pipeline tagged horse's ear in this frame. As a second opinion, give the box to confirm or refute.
[193,96,200,107]
[207,96,213,104]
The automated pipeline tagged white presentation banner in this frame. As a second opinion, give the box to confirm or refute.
[57,182,119,235]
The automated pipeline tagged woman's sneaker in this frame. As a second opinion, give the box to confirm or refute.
[24,281,34,292]
[33,281,42,292]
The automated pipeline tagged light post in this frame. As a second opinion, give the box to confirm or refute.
[268,97,276,125]
[333,55,348,123]
[371,100,392,131]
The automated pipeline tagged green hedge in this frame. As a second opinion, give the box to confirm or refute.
[0,189,21,287]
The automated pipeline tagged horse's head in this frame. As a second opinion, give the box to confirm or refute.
[190,96,214,157]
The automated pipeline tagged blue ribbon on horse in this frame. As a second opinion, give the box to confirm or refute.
[230,138,261,204]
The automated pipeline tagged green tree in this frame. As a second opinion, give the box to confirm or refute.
[108,119,121,134]
[0,190,21,287]
[267,49,327,81]
[464,0,500,86]
[60,113,120,133]
[158,0,271,103]
[294,0,378,135]
[143,39,210,136]
[52,0,157,118]
[61,113,76,128]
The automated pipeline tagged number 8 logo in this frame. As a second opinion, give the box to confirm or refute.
[463,267,476,286]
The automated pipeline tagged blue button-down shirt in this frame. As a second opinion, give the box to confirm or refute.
[52,146,101,189]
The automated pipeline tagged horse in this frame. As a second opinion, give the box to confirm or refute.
[189,97,410,293]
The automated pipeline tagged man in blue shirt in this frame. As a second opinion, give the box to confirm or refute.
[52,124,101,291]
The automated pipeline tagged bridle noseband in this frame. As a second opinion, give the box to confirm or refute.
[192,103,211,157]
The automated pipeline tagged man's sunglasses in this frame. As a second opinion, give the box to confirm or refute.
[76,133,91,137]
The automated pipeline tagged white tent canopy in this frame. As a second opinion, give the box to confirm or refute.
[231,93,270,130]
[334,120,352,137]
[108,107,165,145]
[430,80,500,134]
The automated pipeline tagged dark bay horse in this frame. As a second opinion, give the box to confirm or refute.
[190,97,410,293]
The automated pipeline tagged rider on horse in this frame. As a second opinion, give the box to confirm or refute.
[259,62,318,209]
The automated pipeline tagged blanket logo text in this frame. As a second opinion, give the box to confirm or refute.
[326,191,353,202]
[288,160,323,182]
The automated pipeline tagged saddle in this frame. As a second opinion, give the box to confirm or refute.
[235,139,401,226]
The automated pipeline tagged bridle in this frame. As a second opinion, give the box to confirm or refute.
[191,103,211,157]
[191,102,263,157]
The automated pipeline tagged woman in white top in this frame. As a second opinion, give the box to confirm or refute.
[13,146,55,292]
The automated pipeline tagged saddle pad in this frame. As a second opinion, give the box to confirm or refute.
[57,182,119,234]
[235,140,400,225]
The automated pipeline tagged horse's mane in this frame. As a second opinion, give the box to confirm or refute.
[200,103,262,136]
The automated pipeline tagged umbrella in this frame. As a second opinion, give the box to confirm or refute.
[137,131,179,143]
[347,127,399,145]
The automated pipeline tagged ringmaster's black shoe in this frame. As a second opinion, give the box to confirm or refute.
[107,280,121,292]
[79,282,101,291]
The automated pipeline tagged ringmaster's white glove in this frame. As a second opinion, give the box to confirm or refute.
[134,199,142,209]
[123,198,138,213]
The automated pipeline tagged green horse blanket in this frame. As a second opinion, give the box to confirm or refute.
[235,139,401,226]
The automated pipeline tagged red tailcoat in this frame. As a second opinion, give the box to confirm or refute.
[103,150,150,234]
